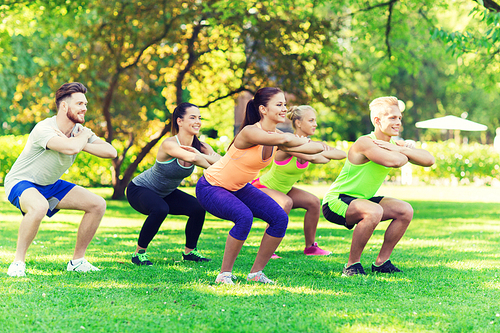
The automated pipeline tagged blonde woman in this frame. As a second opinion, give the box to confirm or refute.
[252,105,346,257]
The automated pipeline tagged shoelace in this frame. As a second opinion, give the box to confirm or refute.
[137,252,149,261]
[256,274,271,283]
[190,249,205,258]
[217,273,236,283]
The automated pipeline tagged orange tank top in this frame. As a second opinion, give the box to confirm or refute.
[204,143,276,191]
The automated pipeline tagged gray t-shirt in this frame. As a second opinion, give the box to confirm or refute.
[4,116,98,196]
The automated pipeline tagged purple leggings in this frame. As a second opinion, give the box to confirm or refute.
[196,176,288,240]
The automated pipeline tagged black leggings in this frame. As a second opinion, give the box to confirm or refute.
[126,182,206,249]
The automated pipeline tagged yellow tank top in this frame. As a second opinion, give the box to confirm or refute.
[204,143,276,191]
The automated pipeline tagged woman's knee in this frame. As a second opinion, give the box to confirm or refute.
[282,196,293,213]
[229,217,254,240]
[266,211,288,238]
[151,204,170,219]
[304,195,321,212]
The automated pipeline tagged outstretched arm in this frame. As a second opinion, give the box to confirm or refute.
[180,142,221,167]
[319,142,346,161]
[200,142,221,165]
[235,125,312,150]
[283,142,346,164]
[83,139,117,158]
[351,136,408,168]
[159,139,212,169]
[279,140,324,154]
[46,125,116,158]
[373,140,435,167]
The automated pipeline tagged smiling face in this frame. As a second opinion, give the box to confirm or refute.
[260,92,287,124]
[295,109,317,136]
[177,106,202,135]
[375,105,402,137]
[64,92,88,124]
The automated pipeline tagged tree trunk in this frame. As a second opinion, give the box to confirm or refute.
[110,124,170,199]
[111,178,129,200]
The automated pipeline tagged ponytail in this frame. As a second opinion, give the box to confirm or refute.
[229,87,283,148]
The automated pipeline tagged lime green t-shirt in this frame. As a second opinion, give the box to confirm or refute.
[323,132,395,209]
[260,155,309,194]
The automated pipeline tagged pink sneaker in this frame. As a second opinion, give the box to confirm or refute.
[271,253,282,259]
[304,242,332,256]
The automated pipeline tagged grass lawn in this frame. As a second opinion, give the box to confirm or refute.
[1,184,500,332]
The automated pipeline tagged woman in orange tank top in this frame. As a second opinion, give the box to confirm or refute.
[196,87,324,284]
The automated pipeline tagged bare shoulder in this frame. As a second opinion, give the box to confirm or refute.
[351,135,373,151]
[241,124,261,134]
[347,136,373,164]
[159,137,178,152]
[161,137,177,145]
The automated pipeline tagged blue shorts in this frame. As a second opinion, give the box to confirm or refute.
[8,180,76,217]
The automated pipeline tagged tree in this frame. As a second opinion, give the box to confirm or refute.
[1,0,349,198]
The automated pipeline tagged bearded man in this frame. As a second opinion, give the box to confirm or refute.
[5,82,117,277]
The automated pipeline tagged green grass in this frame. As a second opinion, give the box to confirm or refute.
[1,185,500,332]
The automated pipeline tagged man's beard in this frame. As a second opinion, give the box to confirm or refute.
[67,106,84,124]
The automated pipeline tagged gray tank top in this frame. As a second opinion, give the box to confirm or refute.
[131,136,195,197]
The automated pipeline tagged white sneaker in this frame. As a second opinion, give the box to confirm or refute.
[247,270,274,284]
[215,271,236,285]
[67,259,100,272]
[7,261,26,277]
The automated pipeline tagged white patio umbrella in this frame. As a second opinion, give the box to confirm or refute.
[415,115,487,131]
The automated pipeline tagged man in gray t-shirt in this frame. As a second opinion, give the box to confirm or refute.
[5,82,117,277]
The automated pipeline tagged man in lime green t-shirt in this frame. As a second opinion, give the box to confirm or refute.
[322,96,435,276]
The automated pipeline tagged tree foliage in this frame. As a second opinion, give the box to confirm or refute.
[2,0,500,198]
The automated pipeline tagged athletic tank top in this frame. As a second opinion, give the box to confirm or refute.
[204,129,277,191]
[260,156,309,194]
[131,136,195,197]
[323,132,396,207]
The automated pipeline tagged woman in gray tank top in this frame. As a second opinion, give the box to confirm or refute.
[126,103,220,265]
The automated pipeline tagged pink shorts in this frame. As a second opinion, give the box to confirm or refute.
[251,178,268,189]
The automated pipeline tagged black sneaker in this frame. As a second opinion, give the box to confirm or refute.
[131,249,153,266]
[372,260,402,273]
[342,262,366,276]
[182,248,211,262]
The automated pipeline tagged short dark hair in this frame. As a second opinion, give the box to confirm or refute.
[55,82,87,110]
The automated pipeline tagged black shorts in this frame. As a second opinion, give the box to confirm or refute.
[322,194,384,230]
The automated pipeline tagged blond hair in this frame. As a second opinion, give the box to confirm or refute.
[287,105,316,130]
[369,96,400,126]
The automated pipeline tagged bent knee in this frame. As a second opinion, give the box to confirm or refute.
[230,218,254,240]
[24,201,50,218]
[357,205,384,227]
[365,205,384,221]
[151,204,170,218]
[400,202,414,221]
[283,197,293,212]
[88,196,107,216]
[266,212,288,238]
[305,196,321,211]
